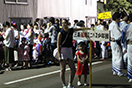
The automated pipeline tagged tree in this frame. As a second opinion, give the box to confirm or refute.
[106,0,132,14]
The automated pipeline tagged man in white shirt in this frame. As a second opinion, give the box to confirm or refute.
[125,14,132,82]
[3,21,14,71]
[109,12,125,77]
[96,19,104,31]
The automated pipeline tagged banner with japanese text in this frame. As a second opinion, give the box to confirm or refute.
[73,30,110,41]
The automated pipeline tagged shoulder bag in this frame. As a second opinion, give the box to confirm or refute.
[53,31,69,60]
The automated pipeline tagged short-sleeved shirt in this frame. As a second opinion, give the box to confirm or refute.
[126,22,132,41]
[34,29,40,35]
[26,29,34,45]
[109,21,122,40]
[48,25,57,43]
[60,28,73,47]
[120,21,128,31]
[14,29,18,38]
[4,28,14,48]
[96,25,104,30]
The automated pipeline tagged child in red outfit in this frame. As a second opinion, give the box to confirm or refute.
[76,42,89,86]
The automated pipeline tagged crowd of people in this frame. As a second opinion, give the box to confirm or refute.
[0,17,62,71]
[4,14,132,87]
[109,11,132,83]
[0,16,112,88]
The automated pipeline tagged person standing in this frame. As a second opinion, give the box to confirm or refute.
[18,37,30,69]
[48,17,60,64]
[96,19,104,30]
[57,19,76,88]
[11,22,19,66]
[123,14,132,82]
[109,12,124,76]
[57,19,88,88]
[95,19,104,59]
[3,21,14,71]
[48,17,58,54]
[42,33,51,65]
[100,21,108,60]
[26,23,34,68]
[76,42,89,86]
[120,15,129,70]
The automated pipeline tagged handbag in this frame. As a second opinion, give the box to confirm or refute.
[53,31,69,59]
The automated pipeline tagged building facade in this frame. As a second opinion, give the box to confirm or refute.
[37,0,97,27]
[0,0,37,26]
[0,0,98,28]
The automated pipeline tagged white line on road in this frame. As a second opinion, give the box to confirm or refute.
[4,61,103,85]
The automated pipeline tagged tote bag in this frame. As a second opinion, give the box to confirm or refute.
[53,32,69,60]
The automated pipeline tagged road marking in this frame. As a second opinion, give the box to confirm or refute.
[4,61,103,85]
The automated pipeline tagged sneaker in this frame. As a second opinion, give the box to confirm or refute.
[67,83,76,88]
[14,64,18,67]
[62,84,67,88]
[113,72,117,76]
[118,73,127,77]
[5,68,9,71]
[129,79,132,82]
[77,81,81,86]
[63,85,67,88]
[84,83,87,86]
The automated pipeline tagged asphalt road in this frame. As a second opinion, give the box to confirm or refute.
[0,60,132,88]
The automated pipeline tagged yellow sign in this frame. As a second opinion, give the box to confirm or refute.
[98,11,112,19]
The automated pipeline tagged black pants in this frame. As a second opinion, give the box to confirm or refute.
[28,45,33,62]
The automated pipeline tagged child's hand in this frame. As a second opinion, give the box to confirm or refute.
[79,60,84,64]
[82,59,86,64]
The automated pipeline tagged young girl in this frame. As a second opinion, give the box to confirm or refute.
[76,42,89,86]
[33,34,41,62]
[18,37,30,69]
[42,33,51,66]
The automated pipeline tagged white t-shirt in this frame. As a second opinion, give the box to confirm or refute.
[14,29,18,38]
[120,21,128,31]
[48,25,57,43]
[126,22,132,41]
[96,25,104,30]
[4,28,14,48]
[26,29,34,45]
[19,31,25,46]
[34,28,40,35]
[109,21,122,40]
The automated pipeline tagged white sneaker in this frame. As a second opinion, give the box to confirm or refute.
[62,84,67,88]
[77,81,81,86]
[5,68,9,71]
[67,83,76,88]
[128,79,132,82]
[113,72,117,76]
[84,83,87,86]
[118,72,127,77]
[63,85,67,88]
